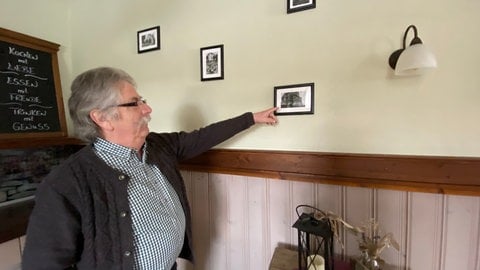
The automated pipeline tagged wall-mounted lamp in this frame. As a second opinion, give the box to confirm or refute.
[388,25,437,76]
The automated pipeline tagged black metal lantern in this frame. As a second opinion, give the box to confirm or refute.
[292,205,334,270]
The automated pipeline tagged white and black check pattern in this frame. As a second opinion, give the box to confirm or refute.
[93,138,186,270]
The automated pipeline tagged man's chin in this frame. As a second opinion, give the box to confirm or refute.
[142,125,150,134]
[141,126,149,135]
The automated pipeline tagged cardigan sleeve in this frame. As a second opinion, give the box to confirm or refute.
[22,180,82,270]
[148,112,255,161]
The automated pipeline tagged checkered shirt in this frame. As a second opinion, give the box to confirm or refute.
[93,138,186,270]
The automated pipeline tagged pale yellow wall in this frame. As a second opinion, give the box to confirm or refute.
[1,0,74,132]
[2,0,480,157]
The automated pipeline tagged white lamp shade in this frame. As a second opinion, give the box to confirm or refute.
[394,43,437,76]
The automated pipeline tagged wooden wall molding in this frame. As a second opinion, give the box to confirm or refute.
[180,149,480,196]
[2,148,479,244]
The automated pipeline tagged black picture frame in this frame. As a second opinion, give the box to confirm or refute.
[274,83,314,115]
[287,0,316,14]
[200,44,224,81]
[137,26,160,53]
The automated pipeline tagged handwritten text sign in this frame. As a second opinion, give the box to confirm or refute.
[0,32,65,137]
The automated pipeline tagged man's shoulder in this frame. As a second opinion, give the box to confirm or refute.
[42,146,100,184]
[146,132,178,149]
[53,145,94,170]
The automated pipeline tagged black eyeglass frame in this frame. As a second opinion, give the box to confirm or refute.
[115,97,147,107]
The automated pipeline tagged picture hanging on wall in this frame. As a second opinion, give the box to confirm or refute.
[287,0,316,14]
[137,26,160,53]
[200,44,224,81]
[274,82,314,115]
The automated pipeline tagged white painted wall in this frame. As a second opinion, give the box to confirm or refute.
[2,0,480,157]
[0,0,74,123]
[65,0,480,157]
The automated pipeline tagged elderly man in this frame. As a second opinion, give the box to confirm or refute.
[22,67,277,270]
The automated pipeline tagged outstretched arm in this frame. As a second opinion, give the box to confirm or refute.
[253,107,278,125]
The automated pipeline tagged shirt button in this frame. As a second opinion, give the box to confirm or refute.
[120,211,127,218]
[118,175,126,181]
[124,251,131,257]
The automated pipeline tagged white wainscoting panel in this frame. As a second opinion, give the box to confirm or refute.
[178,171,480,270]
[344,186,373,258]
[407,192,444,270]
[443,195,480,270]
[376,189,407,270]
[267,177,293,260]
[3,171,479,270]
[0,238,21,270]
[246,176,269,269]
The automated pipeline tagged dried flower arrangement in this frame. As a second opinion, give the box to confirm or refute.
[349,219,400,270]
[307,208,400,270]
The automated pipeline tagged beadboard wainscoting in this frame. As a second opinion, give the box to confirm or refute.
[1,172,479,270]
[177,171,480,270]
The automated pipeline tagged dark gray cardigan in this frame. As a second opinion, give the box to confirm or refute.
[22,112,254,270]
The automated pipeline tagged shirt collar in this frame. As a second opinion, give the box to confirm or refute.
[93,137,147,161]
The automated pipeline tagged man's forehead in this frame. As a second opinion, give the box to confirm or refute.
[118,82,139,96]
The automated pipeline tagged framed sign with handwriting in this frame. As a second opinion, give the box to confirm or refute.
[0,28,67,139]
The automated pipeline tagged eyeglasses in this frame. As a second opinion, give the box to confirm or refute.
[115,97,147,107]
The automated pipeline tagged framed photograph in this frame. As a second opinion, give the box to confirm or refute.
[137,26,160,53]
[287,0,316,14]
[274,83,314,115]
[200,44,224,81]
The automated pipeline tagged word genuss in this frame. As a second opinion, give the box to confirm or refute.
[12,122,50,131]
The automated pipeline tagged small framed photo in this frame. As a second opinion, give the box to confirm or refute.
[274,83,314,115]
[137,26,160,53]
[200,44,224,81]
[287,0,316,14]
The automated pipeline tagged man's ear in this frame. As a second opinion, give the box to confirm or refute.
[90,109,113,131]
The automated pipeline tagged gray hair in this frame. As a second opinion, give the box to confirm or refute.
[68,67,136,142]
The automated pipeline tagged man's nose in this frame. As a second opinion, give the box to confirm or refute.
[141,103,152,114]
